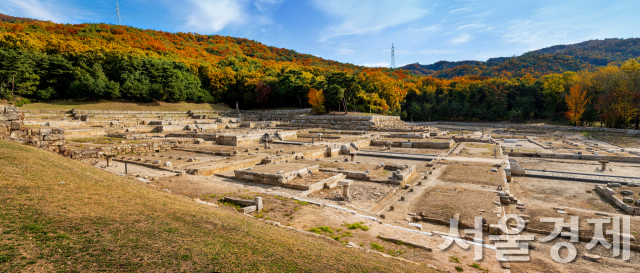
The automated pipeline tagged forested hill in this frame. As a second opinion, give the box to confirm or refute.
[0,13,413,113]
[401,38,640,78]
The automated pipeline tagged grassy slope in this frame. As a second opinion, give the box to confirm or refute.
[19,101,230,111]
[0,140,430,272]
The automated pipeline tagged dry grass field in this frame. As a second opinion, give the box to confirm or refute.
[20,101,230,111]
[0,140,433,272]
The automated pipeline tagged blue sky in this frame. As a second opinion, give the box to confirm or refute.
[1,0,639,67]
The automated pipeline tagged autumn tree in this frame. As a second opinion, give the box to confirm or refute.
[307,88,324,113]
[565,84,588,125]
[256,81,271,104]
[541,74,566,119]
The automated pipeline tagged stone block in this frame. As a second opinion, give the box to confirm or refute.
[43,134,64,141]
[10,121,21,130]
[254,197,263,211]
[582,254,602,263]
[241,205,257,214]
[488,224,502,235]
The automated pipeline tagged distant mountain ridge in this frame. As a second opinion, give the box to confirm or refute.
[400,38,640,78]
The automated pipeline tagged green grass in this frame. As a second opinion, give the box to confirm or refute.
[343,222,370,231]
[20,100,230,111]
[580,131,591,137]
[449,256,460,263]
[469,263,489,271]
[0,140,430,272]
[455,266,464,272]
[370,242,385,252]
[309,226,334,234]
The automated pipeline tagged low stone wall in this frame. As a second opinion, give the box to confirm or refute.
[451,136,494,144]
[234,165,320,186]
[1,105,67,154]
[370,139,453,149]
[428,121,640,135]
[321,168,372,181]
[189,108,312,121]
[158,125,186,132]
[386,133,429,139]
[301,174,346,196]
[383,164,417,184]
[165,133,218,142]
[594,185,640,215]
[64,129,107,139]
[69,140,194,160]
[506,151,640,163]
[216,131,297,146]
[287,115,404,130]
[189,157,264,176]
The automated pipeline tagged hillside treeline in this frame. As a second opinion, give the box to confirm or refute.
[401,38,640,79]
[0,17,639,128]
[0,19,412,114]
[402,58,640,128]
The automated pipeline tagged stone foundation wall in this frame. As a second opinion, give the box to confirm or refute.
[189,157,264,176]
[506,151,640,163]
[234,165,320,186]
[217,131,298,146]
[370,139,453,149]
[286,115,404,130]
[188,108,312,121]
[595,185,640,215]
[69,140,195,160]
[1,105,67,153]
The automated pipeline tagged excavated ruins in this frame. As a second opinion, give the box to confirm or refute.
[4,105,640,272]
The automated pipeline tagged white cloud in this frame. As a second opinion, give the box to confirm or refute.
[336,44,355,55]
[0,0,84,23]
[449,7,472,13]
[407,25,440,32]
[457,23,484,30]
[254,0,284,12]
[181,0,248,33]
[361,61,390,67]
[311,0,429,40]
[452,33,472,44]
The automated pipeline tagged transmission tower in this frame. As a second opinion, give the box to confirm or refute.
[390,43,395,69]
[116,0,121,25]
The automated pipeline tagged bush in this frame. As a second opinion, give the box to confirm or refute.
[370,242,384,252]
[343,222,369,231]
[14,97,31,107]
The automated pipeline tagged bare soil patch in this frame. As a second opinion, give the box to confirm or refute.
[439,162,504,186]
[412,185,501,224]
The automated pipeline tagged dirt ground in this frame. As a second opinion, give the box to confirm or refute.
[308,181,398,210]
[249,163,318,174]
[360,146,445,155]
[593,133,640,148]
[287,172,333,186]
[55,119,640,272]
[412,185,501,224]
[439,162,505,187]
[519,159,640,177]
[509,177,621,214]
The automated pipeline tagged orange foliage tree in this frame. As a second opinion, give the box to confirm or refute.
[307,88,325,113]
[565,84,588,125]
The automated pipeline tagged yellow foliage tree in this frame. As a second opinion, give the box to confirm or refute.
[565,84,588,125]
[307,88,325,113]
